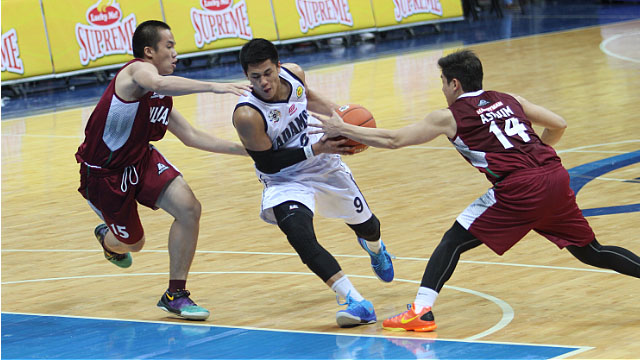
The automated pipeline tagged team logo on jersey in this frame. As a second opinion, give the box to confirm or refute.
[288,104,297,115]
[157,162,169,175]
[296,86,304,98]
[267,109,281,123]
[477,99,490,107]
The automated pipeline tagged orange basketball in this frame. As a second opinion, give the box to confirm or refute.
[335,104,376,154]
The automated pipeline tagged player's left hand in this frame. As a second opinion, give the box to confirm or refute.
[309,111,345,141]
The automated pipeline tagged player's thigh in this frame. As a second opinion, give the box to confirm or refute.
[138,147,182,210]
[155,175,200,220]
[314,170,372,224]
[261,181,316,224]
[458,188,533,255]
[86,180,144,244]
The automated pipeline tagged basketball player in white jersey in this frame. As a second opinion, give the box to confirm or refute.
[232,38,394,328]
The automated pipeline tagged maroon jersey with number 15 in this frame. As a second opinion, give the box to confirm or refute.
[75,59,173,169]
[448,90,560,184]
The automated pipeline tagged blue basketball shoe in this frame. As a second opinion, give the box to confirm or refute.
[157,289,210,320]
[358,238,394,282]
[95,224,132,268]
[336,294,377,328]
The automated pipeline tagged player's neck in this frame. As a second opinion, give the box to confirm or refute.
[275,78,290,102]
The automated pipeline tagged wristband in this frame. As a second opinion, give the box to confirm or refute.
[303,144,315,159]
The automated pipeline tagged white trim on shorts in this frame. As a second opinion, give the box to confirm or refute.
[456,188,496,230]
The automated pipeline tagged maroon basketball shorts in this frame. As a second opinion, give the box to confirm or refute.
[456,162,595,255]
[78,146,180,244]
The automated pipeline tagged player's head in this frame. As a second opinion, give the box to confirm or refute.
[239,38,281,100]
[132,20,177,75]
[239,38,279,74]
[438,50,483,105]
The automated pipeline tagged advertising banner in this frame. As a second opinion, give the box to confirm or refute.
[42,0,163,73]
[163,0,277,56]
[272,0,376,41]
[1,0,53,81]
[371,0,464,29]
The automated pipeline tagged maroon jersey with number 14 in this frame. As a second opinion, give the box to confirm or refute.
[448,90,560,184]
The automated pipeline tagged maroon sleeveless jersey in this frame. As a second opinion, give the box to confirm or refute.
[75,59,173,169]
[448,90,560,184]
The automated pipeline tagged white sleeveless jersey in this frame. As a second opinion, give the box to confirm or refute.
[236,67,341,179]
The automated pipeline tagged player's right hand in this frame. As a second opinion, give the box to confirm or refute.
[312,137,354,156]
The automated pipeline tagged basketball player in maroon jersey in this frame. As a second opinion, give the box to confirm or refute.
[311,50,640,331]
[75,20,251,320]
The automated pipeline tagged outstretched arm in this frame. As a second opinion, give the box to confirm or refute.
[311,108,457,149]
[124,61,252,97]
[514,94,566,146]
[168,109,247,156]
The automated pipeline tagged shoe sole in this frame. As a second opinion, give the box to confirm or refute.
[382,324,437,332]
[157,305,210,321]
[336,312,376,328]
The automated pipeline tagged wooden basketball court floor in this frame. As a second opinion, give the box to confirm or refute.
[2,19,639,360]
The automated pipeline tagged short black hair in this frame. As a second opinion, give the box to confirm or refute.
[132,20,171,59]
[239,38,279,74]
[437,50,483,92]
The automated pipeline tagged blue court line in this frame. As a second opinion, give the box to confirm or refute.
[567,150,640,216]
[1,313,585,359]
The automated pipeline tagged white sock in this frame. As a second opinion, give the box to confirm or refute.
[414,287,438,312]
[362,238,382,254]
[331,276,364,301]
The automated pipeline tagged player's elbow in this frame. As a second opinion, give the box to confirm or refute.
[386,138,402,149]
[386,131,407,149]
[554,116,567,130]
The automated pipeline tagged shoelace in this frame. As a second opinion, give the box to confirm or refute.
[371,250,396,270]
[336,291,353,307]
[120,165,139,192]
[168,290,197,306]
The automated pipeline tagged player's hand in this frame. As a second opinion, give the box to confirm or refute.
[210,82,253,96]
[311,137,354,156]
[308,111,345,141]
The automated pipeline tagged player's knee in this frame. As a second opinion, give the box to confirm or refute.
[126,236,145,252]
[275,204,320,263]
[112,233,145,252]
[440,221,478,250]
[179,196,202,223]
[348,214,380,241]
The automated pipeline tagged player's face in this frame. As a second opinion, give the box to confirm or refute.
[441,73,458,106]
[246,59,281,100]
[149,29,178,75]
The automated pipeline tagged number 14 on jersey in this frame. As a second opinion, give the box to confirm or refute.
[489,117,531,149]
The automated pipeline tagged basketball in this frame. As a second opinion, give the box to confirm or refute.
[334,104,376,154]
